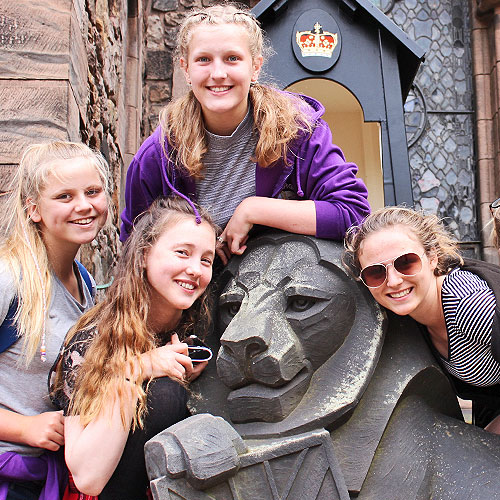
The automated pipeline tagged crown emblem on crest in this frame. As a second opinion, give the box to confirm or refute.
[296,22,337,58]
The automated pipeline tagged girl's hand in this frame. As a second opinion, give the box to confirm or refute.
[21,410,65,451]
[216,198,317,265]
[142,334,193,380]
[217,198,254,264]
[186,360,208,383]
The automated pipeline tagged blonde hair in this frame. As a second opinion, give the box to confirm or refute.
[159,3,313,178]
[0,141,110,364]
[343,206,463,278]
[55,197,218,429]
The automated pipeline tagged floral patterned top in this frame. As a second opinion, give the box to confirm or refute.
[49,327,98,414]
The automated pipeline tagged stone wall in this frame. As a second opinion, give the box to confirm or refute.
[0,0,83,190]
[78,0,131,284]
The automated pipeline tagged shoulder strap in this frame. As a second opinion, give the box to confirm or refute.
[75,260,95,299]
[0,262,95,356]
[0,298,19,354]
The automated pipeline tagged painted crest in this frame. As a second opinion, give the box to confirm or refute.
[292,9,341,72]
[296,22,338,58]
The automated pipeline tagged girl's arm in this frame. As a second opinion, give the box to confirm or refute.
[0,265,65,451]
[0,408,64,451]
[64,388,135,496]
[120,129,166,242]
[65,337,193,496]
[219,118,370,263]
[219,198,316,263]
[294,119,370,239]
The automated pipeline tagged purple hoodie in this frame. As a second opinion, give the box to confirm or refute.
[120,92,370,241]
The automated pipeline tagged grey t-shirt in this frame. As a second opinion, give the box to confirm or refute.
[196,109,258,229]
[0,259,94,456]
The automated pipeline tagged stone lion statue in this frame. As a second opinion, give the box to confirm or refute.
[145,232,500,500]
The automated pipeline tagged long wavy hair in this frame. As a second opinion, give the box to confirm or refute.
[159,3,314,178]
[0,141,110,364]
[343,206,463,278]
[54,197,218,429]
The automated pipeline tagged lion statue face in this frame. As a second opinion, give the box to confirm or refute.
[189,232,385,439]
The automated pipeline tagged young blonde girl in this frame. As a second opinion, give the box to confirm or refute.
[121,3,370,263]
[0,141,110,500]
[51,197,218,500]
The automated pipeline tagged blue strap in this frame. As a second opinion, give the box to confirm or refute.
[75,260,95,299]
[0,261,95,354]
[0,298,19,354]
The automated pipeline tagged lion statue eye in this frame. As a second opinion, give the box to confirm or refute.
[227,303,241,316]
[288,296,316,312]
[220,302,242,321]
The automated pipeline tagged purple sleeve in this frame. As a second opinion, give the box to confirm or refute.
[297,119,371,240]
[120,129,168,241]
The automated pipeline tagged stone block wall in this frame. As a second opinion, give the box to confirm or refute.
[78,0,131,283]
[143,0,204,137]
[0,0,82,189]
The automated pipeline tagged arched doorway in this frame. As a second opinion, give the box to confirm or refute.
[287,79,384,210]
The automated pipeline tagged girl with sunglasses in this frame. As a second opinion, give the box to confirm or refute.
[120,3,370,264]
[343,206,500,434]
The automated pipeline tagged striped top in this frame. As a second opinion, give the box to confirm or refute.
[440,268,500,386]
[196,109,257,229]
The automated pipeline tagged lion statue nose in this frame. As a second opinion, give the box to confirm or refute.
[217,301,306,389]
[220,330,268,364]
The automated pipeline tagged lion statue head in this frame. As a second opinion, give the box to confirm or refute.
[189,231,386,438]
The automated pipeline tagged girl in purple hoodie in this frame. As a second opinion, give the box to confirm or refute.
[121,3,370,264]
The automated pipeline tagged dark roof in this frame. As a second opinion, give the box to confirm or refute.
[253,0,425,99]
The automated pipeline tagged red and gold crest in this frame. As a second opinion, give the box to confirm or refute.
[296,22,338,58]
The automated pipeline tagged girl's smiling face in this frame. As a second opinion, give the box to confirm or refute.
[145,218,216,331]
[180,23,263,135]
[358,225,439,320]
[29,157,108,253]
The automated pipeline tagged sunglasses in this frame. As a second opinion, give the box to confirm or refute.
[185,335,213,363]
[359,252,424,288]
[490,197,500,214]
